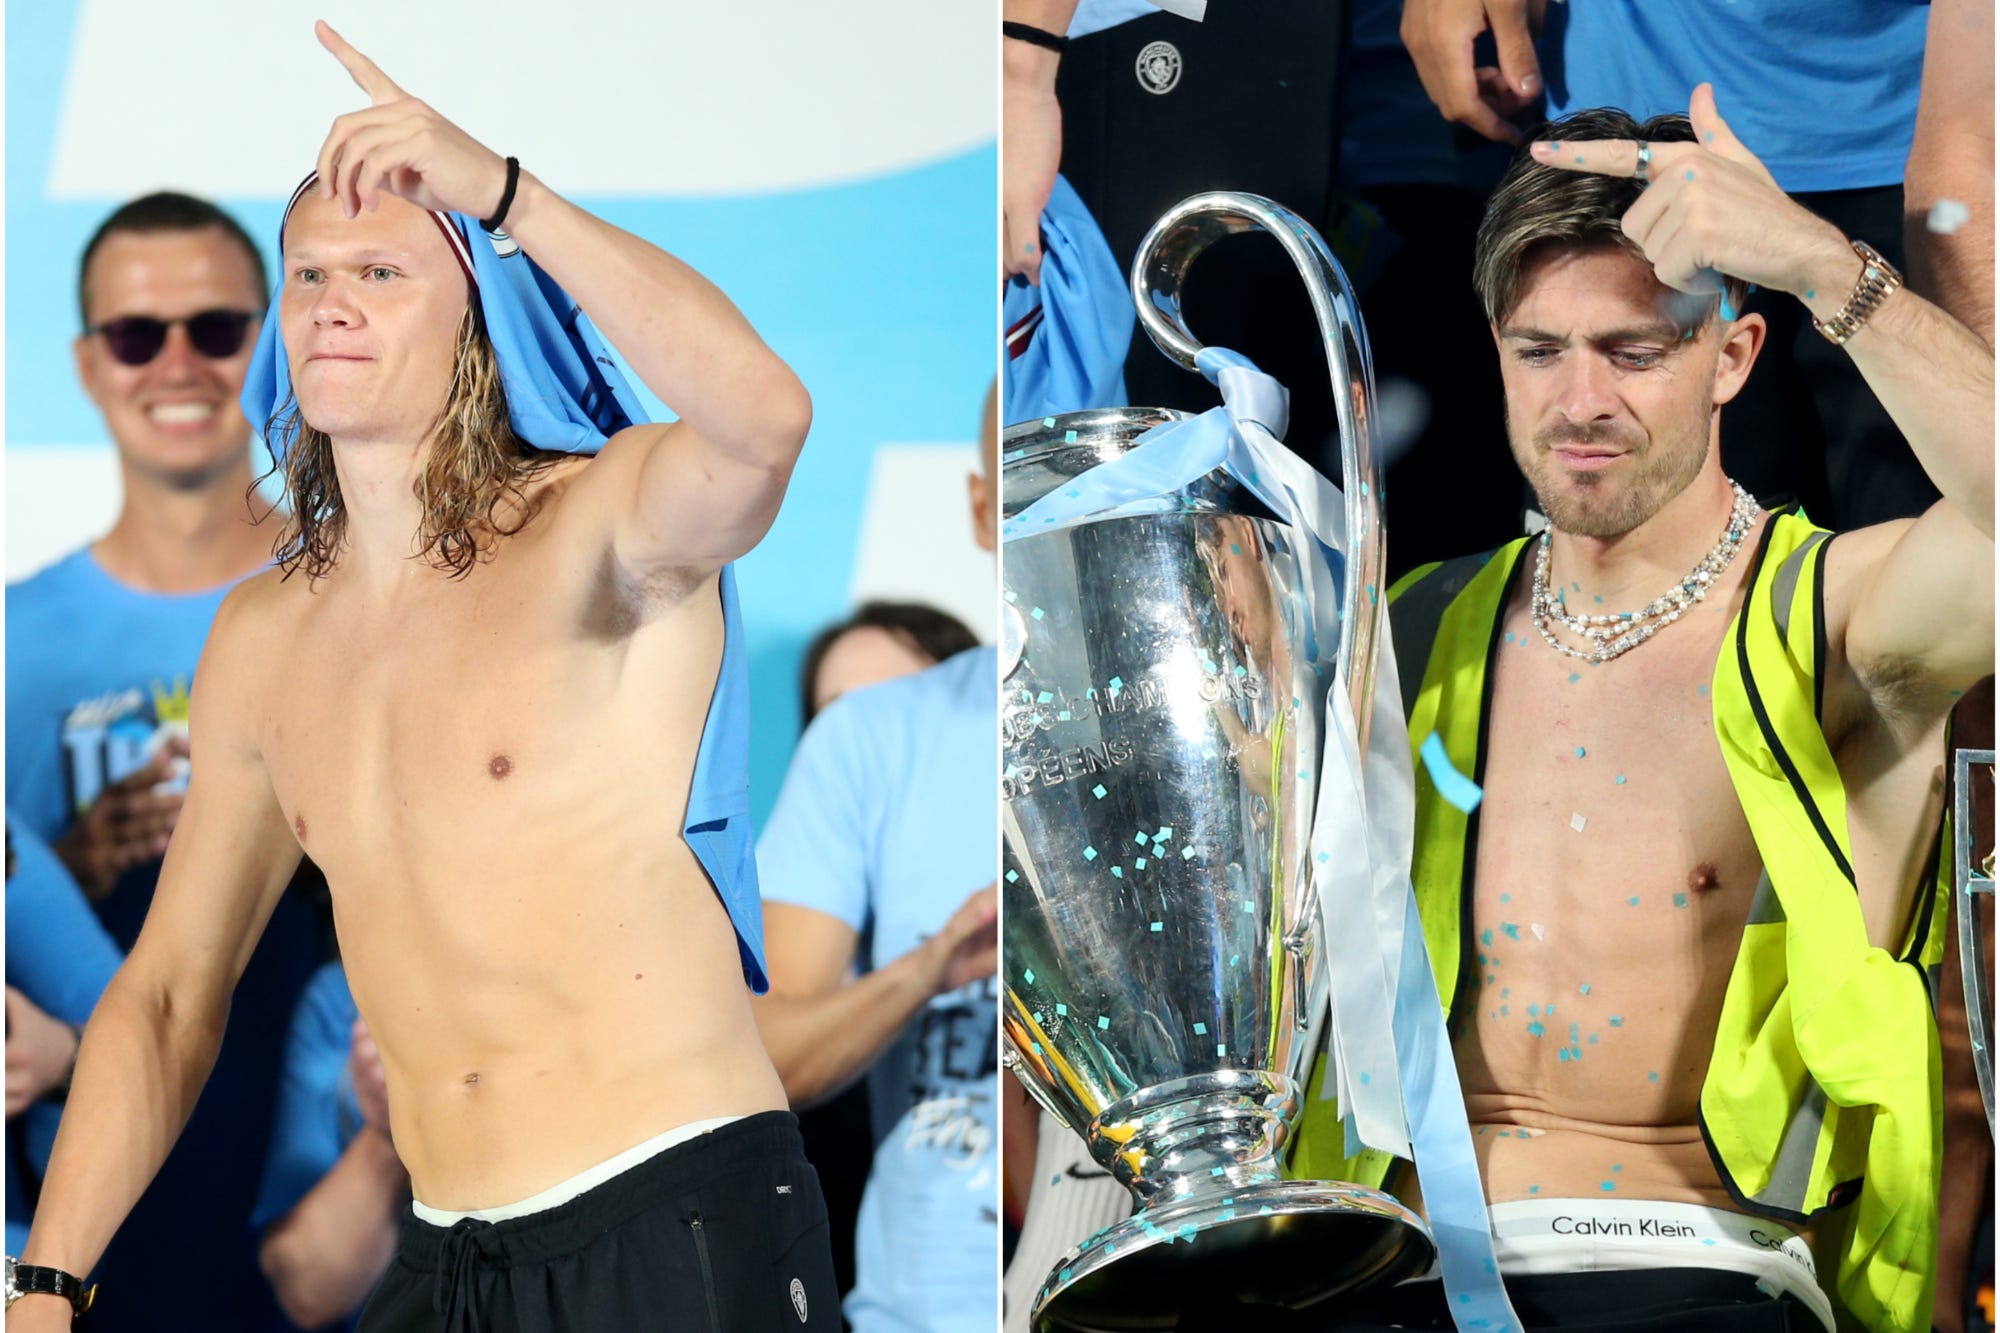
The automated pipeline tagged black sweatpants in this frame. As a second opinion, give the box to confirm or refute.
[357,1111,839,1333]
[1176,1268,1818,1332]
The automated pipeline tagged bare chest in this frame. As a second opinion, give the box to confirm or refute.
[1459,598,1763,1117]
[256,574,629,875]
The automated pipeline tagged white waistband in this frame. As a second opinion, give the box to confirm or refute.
[1405,1198,1833,1333]
[412,1114,745,1227]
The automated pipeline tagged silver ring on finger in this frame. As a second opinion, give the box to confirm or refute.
[1635,145,1652,187]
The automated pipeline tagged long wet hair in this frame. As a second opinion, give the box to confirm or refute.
[259,298,566,581]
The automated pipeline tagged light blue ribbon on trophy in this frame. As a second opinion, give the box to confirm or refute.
[1003,349,1520,1332]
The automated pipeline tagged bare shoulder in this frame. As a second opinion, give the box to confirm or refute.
[1817,517,1915,637]
[1817,513,1988,729]
[550,424,679,503]
[192,568,297,753]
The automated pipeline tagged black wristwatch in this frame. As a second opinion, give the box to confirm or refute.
[4,1255,96,1317]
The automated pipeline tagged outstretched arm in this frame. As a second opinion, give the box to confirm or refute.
[310,22,811,577]
[14,588,303,1330]
[1536,85,1995,696]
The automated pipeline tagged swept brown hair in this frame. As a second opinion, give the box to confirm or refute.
[1472,108,1748,329]
[259,300,566,581]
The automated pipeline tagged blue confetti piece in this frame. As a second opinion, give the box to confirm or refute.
[1612,1164,1622,1173]
[1647,1071,1660,1082]
[1083,846,1097,861]
[1149,920,1162,932]
[1627,896,1641,907]
[1038,691,1053,703]
[1558,1048,1572,1062]
[1684,169,1696,181]
[1601,1181,1617,1192]
[1501,923,1521,940]
[1673,892,1689,908]
[1528,1004,1540,1016]
[1110,866,1123,879]
[1360,1072,1372,1086]
[1588,1034,1599,1045]
[1056,1003,1068,1016]
[1568,672,1582,685]
[1157,827,1173,840]
[1005,870,1018,883]
[1579,983,1591,995]
[1217,1044,1228,1058]
[1615,774,1627,785]
[1500,893,1511,903]
[1609,1016,1623,1026]
[1024,969,1035,984]
[1043,417,1056,428]
[1182,846,1196,859]
[1527,1021,1545,1037]
[1109,676,1123,691]
[1092,784,1107,799]
[1230,544,1241,555]
[1419,732,1483,812]
[1575,746,1586,759]
[1030,607,1046,621]
[1529,1185,1540,1194]
[1135,857,1147,869]
[1134,832,1148,846]
[1697,683,1709,696]
[1097,1016,1110,1030]
[1064,429,1078,444]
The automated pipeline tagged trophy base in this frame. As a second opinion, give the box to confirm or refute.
[1030,1178,1435,1332]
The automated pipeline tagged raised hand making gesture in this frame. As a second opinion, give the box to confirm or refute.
[311,20,510,222]
[1528,83,1852,306]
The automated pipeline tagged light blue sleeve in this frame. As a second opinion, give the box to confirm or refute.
[755,695,881,932]
[5,814,123,1025]
[250,962,361,1234]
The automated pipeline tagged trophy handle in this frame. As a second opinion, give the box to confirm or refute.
[1128,192,1385,747]
[1953,747,1996,1137]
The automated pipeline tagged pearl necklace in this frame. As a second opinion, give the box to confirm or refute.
[1530,482,1759,665]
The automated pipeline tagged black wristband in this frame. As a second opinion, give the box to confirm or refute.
[482,156,520,233]
[1003,21,1066,53]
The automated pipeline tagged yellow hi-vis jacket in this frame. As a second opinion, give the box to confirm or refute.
[1292,511,1949,1332]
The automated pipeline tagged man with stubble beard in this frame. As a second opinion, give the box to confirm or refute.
[9,24,836,1333]
[1287,88,1991,1333]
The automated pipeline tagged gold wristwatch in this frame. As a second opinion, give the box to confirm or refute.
[1811,239,1902,346]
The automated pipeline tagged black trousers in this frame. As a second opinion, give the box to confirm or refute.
[1176,1269,1816,1332]
[357,1111,839,1333]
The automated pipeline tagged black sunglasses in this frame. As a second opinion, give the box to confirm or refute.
[88,309,257,367]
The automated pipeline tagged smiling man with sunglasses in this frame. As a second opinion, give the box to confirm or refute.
[5,192,333,1329]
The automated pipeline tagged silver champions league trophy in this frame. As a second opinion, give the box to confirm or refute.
[999,193,1435,1332]
[1953,747,1995,1135]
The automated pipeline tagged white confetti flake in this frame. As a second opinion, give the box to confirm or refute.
[1530,923,1546,941]
[1570,812,1587,833]
[1928,199,1971,235]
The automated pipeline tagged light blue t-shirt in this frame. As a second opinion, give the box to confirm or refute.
[5,547,240,847]
[249,961,371,1333]
[758,648,1000,1333]
[1539,0,1929,194]
[5,815,125,1255]
[251,962,365,1235]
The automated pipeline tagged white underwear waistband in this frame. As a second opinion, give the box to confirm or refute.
[1405,1197,1833,1333]
[412,1114,745,1227]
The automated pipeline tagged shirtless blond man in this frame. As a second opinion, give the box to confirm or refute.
[1283,89,1993,1333]
[9,26,836,1332]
